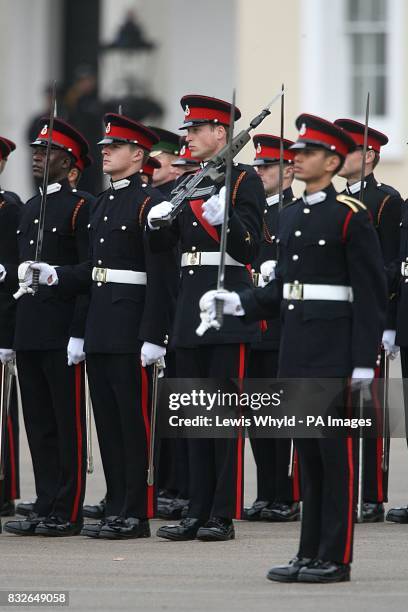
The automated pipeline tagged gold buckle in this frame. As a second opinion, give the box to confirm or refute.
[186,252,201,266]
[93,267,107,283]
[287,283,303,300]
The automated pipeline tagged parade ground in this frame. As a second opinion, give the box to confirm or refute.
[0,414,407,611]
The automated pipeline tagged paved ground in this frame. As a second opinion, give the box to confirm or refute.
[1,363,408,611]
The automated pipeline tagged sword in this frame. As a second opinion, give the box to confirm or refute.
[31,80,58,295]
[358,92,370,204]
[84,364,94,474]
[147,357,165,486]
[278,83,285,213]
[0,362,14,480]
[381,351,389,472]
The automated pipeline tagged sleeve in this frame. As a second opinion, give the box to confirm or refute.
[239,278,282,323]
[68,199,92,338]
[216,171,264,264]
[0,203,20,346]
[345,210,388,368]
[139,202,179,347]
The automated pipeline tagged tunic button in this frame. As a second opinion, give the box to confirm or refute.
[100,238,104,243]
[97,282,102,287]
[104,216,108,221]
[29,240,34,245]
[189,269,194,275]
[288,304,294,310]
[121,225,127,230]
[264,209,267,214]
[193,221,198,227]
[271,235,276,240]
[34,219,39,224]
[303,208,310,214]
[405,279,408,283]
[142,184,146,188]
[16,230,20,234]
[52,227,57,232]
[292,254,299,261]
[191,246,196,251]
[87,224,91,229]
[318,239,326,246]
[295,230,301,237]
[400,222,403,227]
[406,257,408,262]
[109,195,114,200]
[98,260,102,265]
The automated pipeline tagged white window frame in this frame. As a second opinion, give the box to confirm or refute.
[300,0,404,159]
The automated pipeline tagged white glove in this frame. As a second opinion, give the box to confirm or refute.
[382,329,399,360]
[147,201,173,230]
[202,186,226,226]
[350,367,375,390]
[141,342,166,367]
[13,261,35,299]
[0,348,15,365]
[0,264,6,282]
[67,337,85,366]
[31,262,58,286]
[196,289,245,336]
[260,260,276,283]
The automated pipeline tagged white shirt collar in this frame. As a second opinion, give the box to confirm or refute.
[347,180,366,195]
[111,178,131,190]
[266,194,280,206]
[39,182,62,196]
[302,190,327,206]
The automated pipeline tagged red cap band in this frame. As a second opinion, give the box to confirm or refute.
[255,145,294,162]
[184,106,232,125]
[36,128,82,160]
[298,127,349,158]
[104,123,153,150]
[345,131,382,153]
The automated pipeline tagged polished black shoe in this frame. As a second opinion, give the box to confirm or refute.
[298,560,351,583]
[35,515,83,537]
[4,512,44,536]
[83,496,106,520]
[98,516,150,540]
[157,489,177,508]
[80,520,106,538]
[157,498,189,520]
[157,517,203,541]
[15,500,36,517]
[196,517,235,541]
[267,557,312,583]
[386,505,408,524]
[261,502,300,522]
[243,500,270,521]
[0,500,15,517]
[362,502,384,523]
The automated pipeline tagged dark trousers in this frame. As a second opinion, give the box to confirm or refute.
[247,349,300,503]
[296,436,358,564]
[400,347,408,447]
[176,344,247,521]
[363,353,389,502]
[0,374,20,505]
[16,351,86,522]
[86,353,154,519]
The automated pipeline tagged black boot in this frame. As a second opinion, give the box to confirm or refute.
[297,560,351,583]
[15,500,36,517]
[35,515,83,537]
[156,518,203,541]
[386,505,408,524]
[157,498,189,520]
[81,519,106,538]
[0,501,15,517]
[4,512,44,536]
[243,500,270,521]
[196,517,235,541]
[83,497,106,520]
[362,502,384,523]
[261,502,300,522]
[98,517,150,540]
[267,557,312,583]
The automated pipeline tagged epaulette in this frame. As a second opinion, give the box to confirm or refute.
[337,194,366,213]
[376,182,401,198]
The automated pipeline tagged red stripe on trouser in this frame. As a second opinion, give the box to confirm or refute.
[235,344,245,519]
[343,436,355,564]
[6,415,17,500]
[70,364,83,523]
[292,449,300,502]
[140,366,154,518]
[372,367,383,501]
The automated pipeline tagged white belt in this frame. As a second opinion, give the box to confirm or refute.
[401,262,408,277]
[181,252,244,267]
[92,267,147,285]
[283,283,353,302]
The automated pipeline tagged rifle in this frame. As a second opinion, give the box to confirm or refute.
[150,88,284,229]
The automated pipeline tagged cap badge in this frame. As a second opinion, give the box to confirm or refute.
[41,124,48,136]
[299,123,307,136]
[180,145,186,155]
[184,105,190,117]
[256,143,262,154]
[106,122,111,134]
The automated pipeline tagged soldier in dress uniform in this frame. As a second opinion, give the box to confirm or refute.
[334,119,403,523]
[140,156,161,186]
[0,137,22,519]
[199,114,387,581]
[147,94,265,541]
[149,127,182,198]
[244,134,301,522]
[171,137,200,175]
[68,152,93,191]
[3,119,95,536]
[32,113,178,539]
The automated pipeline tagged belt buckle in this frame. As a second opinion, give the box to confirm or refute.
[94,267,107,283]
[186,252,201,266]
[402,262,408,277]
[287,283,303,300]
[252,272,260,287]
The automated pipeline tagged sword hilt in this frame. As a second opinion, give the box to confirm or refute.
[31,268,40,295]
